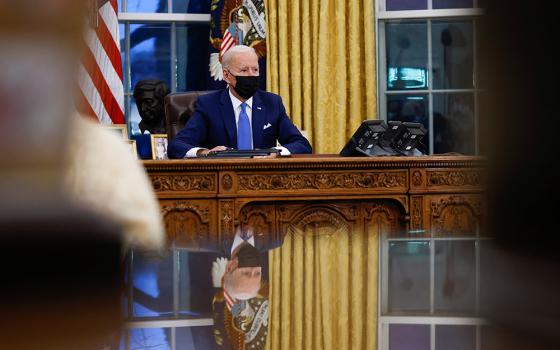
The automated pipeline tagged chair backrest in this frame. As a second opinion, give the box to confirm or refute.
[164,91,216,141]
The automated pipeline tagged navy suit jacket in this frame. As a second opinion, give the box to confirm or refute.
[167,89,312,158]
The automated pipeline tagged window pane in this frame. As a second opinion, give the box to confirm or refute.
[476,19,485,90]
[176,23,212,92]
[478,91,487,155]
[172,0,187,13]
[132,251,174,318]
[388,241,431,313]
[434,241,476,314]
[129,23,172,93]
[386,21,428,90]
[435,325,476,350]
[178,251,218,316]
[120,23,127,90]
[432,20,474,89]
[433,0,474,9]
[387,94,429,154]
[173,0,211,13]
[130,328,172,349]
[175,326,217,349]
[479,240,492,312]
[387,94,429,126]
[433,93,475,154]
[118,331,127,350]
[129,96,142,136]
[386,0,428,11]
[389,324,430,350]
[127,0,167,13]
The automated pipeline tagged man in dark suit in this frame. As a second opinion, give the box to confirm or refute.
[167,45,312,158]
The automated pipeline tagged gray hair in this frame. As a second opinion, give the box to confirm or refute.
[222,45,257,70]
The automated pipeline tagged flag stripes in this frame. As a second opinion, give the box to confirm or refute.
[78,65,114,125]
[79,0,124,125]
[223,288,236,311]
[221,28,235,57]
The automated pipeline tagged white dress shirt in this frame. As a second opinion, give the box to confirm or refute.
[185,89,290,157]
[230,232,255,255]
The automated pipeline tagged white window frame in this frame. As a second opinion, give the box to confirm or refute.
[122,248,216,350]
[376,1,484,155]
[378,317,489,350]
[118,0,211,134]
[376,4,487,341]
[378,232,492,350]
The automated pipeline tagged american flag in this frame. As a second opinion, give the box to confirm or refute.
[223,288,237,311]
[220,23,238,57]
[78,0,125,125]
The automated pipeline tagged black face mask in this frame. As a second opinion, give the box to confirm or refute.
[230,73,260,100]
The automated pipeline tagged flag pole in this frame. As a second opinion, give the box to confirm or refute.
[88,0,100,29]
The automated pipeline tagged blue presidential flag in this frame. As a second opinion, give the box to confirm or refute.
[209,0,267,81]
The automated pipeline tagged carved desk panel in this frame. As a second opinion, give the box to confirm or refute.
[144,155,485,247]
[410,167,485,194]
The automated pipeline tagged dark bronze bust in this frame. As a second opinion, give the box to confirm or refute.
[133,79,170,134]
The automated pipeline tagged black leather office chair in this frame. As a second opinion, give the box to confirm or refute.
[164,91,215,141]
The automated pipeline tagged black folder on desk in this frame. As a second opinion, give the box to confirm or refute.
[199,148,281,158]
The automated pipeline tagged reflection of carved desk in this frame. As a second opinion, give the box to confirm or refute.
[143,155,485,247]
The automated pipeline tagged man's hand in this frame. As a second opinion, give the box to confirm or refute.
[211,257,229,288]
[197,146,229,156]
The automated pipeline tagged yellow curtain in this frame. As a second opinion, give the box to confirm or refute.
[266,214,379,350]
[264,0,376,154]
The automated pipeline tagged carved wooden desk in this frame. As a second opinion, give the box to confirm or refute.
[144,155,485,247]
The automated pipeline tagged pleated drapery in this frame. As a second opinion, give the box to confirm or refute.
[267,222,379,350]
[263,2,377,348]
[264,0,376,153]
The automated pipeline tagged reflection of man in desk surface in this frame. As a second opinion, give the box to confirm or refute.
[167,45,312,158]
[211,228,271,350]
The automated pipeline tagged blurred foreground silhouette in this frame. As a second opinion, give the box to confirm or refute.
[480,1,560,349]
[0,1,147,348]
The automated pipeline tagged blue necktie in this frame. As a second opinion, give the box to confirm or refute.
[237,102,252,150]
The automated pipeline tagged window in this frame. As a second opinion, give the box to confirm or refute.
[118,0,211,135]
[117,2,214,348]
[121,249,218,349]
[377,3,486,348]
[379,229,492,349]
[377,1,484,155]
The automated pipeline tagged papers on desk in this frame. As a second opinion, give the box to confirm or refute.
[199,148,282,158]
